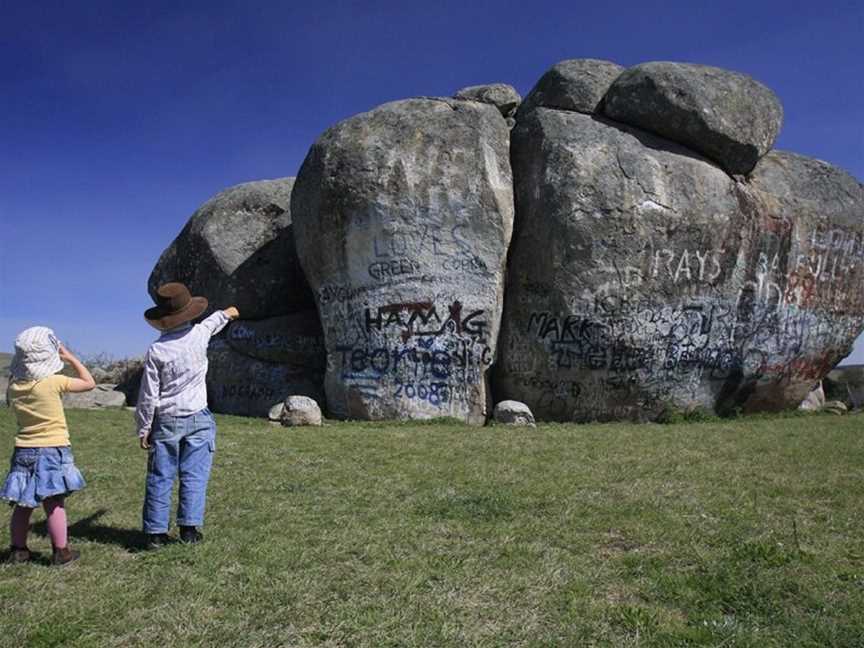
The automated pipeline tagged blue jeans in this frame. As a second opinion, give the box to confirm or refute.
[142,408,216,534]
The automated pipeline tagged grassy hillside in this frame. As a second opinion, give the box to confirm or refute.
[0,410,862,647]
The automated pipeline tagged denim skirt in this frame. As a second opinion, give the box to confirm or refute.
[0,446,86,508]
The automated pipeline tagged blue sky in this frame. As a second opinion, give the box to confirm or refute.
[1,0,862,361]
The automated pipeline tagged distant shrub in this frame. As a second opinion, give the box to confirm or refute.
[656,406,721,425]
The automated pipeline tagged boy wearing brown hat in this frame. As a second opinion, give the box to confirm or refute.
[136,283,239,549]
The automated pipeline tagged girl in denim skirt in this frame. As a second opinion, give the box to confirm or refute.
[2,327,95,565]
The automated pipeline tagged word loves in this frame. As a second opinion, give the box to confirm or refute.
[364,300,488,342]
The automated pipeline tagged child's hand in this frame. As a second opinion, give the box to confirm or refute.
[223,306,240,320]
[58,344,75,363]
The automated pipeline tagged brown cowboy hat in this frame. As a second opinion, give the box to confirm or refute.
[145,283,208,331]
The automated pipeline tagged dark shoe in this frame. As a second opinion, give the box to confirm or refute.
[179,526,203,544]
[51,546,80,566]
[7,546,31,564]
[145,533,170,550]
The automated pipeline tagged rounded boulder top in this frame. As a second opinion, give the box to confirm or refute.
[148,177,315,320]
[602,61,783,176]
[517,58,624,118]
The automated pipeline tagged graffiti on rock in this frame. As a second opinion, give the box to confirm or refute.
[325,299,493,411]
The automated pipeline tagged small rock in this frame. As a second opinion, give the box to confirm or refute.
[280,395,323,427]
[493,400,536,427]
[63,384,127,409]
[454,83,522,118]
[268,402,284,421]
[823,400,848,415]
[798,383,826,411]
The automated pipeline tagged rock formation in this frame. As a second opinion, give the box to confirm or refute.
[149,178,324,416]
[146,58,863,424]
[291,98,514,424]
[495,59,864,421]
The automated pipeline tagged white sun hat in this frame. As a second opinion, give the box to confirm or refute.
[9,326,64,382]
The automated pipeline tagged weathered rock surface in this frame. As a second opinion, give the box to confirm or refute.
[292,98,514,424]
[517,59,623,119]
[496,109,744,421]
[63,384,127,409]
[495,109,864,421]
[493,400,536,427]
[603,62,783,176]
[454,83,521,118]
[277,395,323,427]
[223,311,325,364]
[149,178,314,319]
[207,330,325,418]
[729,151,864,411]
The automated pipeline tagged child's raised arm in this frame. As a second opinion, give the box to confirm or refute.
[59,345,96,393]
[197,306,240,338]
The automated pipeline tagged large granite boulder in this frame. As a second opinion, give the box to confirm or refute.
[603,62,783,176]
[496,108,744,421]
[729,151,864,411]
[292,98,514,424]
[495,107,864,421]
[517,59,623,118]
[149,178,313,319]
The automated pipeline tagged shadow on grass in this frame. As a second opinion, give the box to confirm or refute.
[33,509,145,552]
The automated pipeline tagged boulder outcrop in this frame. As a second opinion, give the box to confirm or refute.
[292,98,514,424]
[495,67,863,421]
[496,108,745,421]
[149,178,313,319]
[145,57,863,424]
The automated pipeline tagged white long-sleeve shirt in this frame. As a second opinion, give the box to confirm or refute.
[135,311,230,437]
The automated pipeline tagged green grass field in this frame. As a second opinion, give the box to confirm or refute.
[0,408,862,647]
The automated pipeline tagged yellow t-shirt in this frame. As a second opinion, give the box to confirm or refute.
[7,374,72,447]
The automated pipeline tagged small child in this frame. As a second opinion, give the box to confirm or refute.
[136,282,239,549]
[2,327,96,565]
